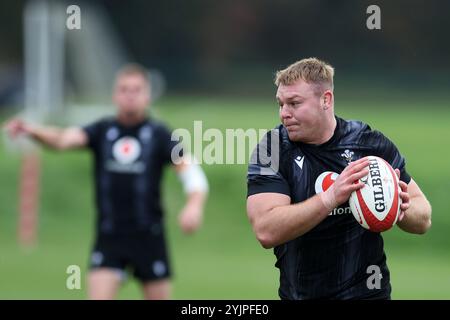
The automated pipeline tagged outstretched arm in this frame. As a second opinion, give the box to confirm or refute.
[3,118,88,150]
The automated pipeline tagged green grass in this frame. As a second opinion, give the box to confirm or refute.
[0,96,449,299]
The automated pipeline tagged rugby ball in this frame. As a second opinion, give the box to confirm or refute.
[349,156,401,232]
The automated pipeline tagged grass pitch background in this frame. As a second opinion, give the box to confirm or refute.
[0,96,449,299]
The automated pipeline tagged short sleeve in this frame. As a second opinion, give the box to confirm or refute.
[82,120,103,150]
[247,129,291,197]
[157,124,184,164]
[370,130,411,184]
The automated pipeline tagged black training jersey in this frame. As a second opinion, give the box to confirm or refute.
[247,116,411,300]
[83,117,182,236]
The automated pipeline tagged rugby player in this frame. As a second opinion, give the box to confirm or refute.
[246,58,432,299]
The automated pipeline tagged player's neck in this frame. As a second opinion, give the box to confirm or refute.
[313,116,337,145]
[117,113,147,127]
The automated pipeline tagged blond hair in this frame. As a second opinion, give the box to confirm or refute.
[115,63,150,86]
[275,57,334,95]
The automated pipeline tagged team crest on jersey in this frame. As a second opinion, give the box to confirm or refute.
[112,136,141,164]
[314,171,339,194]
[341,149,354,164]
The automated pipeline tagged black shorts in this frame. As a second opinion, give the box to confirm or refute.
[89,230,171,283]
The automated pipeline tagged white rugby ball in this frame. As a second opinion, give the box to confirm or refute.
[349,156,402,232]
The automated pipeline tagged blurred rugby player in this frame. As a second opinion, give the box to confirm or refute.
[4,64,208,300]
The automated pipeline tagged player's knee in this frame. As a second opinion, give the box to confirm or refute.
[142,280,171,300]
[87,269,122,300]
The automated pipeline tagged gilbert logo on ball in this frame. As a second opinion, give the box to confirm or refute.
[349,156,402,232]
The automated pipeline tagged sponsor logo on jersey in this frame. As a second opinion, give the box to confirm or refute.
[113,136,141,164]
[315,171,339,194]
[315,171,351,216]
[106,136,145,174]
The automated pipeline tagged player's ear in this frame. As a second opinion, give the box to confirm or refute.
[321,91,333,110]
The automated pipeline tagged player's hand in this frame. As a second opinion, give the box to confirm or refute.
[3,118,31,138]
[320,157,370,210]
[178,203,203,235]
[395,168,410,222]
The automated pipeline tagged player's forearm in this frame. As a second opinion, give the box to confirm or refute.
[185,191,207,212]
[255,194,331,248]
[397,195,432,234]
[27,125,67,150]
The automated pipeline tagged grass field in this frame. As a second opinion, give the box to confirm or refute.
[0,96,449,299]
